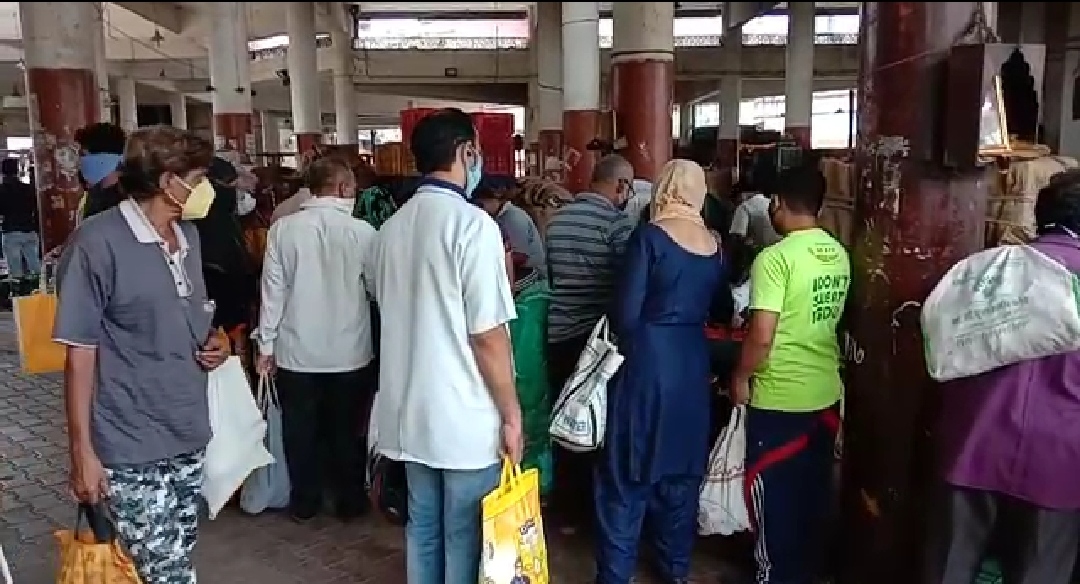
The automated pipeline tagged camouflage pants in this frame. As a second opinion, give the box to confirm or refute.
[104,449,205,584]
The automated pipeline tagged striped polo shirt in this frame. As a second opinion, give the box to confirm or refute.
[545,192,634,343]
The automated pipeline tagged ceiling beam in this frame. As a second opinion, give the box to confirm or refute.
[110,2,187,35]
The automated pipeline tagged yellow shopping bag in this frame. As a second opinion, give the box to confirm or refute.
[480,459,548,584]
[14,291,66,374]
[56,505,141,584]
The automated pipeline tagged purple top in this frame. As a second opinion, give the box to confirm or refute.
[937,233,1080,510]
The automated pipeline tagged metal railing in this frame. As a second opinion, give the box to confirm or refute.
[248,32,857,60]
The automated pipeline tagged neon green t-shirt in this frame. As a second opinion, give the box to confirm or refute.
[749,228,850,412]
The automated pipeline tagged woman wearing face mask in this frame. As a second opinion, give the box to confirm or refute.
[52,126,230,582]
[195,157,258,351]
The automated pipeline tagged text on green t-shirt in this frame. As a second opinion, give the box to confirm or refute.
[749,227,850,412]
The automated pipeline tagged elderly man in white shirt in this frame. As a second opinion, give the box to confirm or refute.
[253,157,377,522]
[365,108,522,584]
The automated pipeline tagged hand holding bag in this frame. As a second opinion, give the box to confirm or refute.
[55,504,141,583]
[549,317,624,452]
[239,373,291,514]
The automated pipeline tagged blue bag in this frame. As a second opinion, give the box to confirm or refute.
[240,374,291,513]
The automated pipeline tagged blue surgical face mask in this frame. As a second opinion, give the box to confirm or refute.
[79,153,123,187]
[465,153,484,198]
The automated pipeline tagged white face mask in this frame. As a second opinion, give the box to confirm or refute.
[235,190,256,216]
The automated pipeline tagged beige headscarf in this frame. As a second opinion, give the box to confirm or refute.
[650,159,715,252]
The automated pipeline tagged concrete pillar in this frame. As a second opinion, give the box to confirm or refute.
[532,3,563,179]
[286,2,322,154]
[208,2,254,154]
[116,77,137,132]
[717,6,742,194]
[611,2,675,181]
[169,92,188,130]
[331,27,357,145]
[1042,3,1069,153]
[1019,2,1045,43]
[91,2,112,123]
[784,1,815,148]
[20,1,99,253]
[561,2,600,192]
[841,4,994,583]
[261,111,281,153]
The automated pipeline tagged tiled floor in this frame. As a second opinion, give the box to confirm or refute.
[0,317,747,583]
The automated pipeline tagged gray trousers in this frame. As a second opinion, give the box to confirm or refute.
[925,485,1080,584]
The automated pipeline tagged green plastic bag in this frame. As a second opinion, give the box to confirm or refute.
[508,280,553,495]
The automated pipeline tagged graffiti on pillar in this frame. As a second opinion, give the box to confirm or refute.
[561,145,582,172]
[842,331,866,366]
[54,143,79,182]
[870,135,911,219]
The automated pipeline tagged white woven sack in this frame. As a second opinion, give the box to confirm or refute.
[550,317,623,452]
[922,244,1080,381]
[698,406,750,536]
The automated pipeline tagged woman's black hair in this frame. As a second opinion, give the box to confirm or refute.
[117,125,214,201]
[1035,168,1080,235]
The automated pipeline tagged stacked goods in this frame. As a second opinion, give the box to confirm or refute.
[400,108,437,175]
[986,145,1077,245]
[514,177,574,236]
[471,112,516,175]
[818,157,856,248]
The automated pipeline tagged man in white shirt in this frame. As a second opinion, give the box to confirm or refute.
[730,189,782,249]
[253,157,377,522]
[366,108,522,584]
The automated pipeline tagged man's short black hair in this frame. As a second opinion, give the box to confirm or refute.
[409,108,476,175]
[0,157,19,177]
[74,122,127,155]
[774,163,826,216]
[1036,168,1080,235]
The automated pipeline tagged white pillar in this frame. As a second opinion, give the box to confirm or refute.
[169,92,187,130]
[261,111,281,152]
[208,2,252,116]
[331,27,357,145]
[561,2,600,113]
[719,20,742,143]
[117,77,137,132]
[286,2,320,137]
[91,2,112,123]
[784,1,815,143]
[531,3,562,141]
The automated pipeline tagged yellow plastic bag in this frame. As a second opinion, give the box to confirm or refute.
[14,291,65,374]
[55,509,141,584]
[480,459,548,584]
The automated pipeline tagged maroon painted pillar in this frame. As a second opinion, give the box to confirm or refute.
[561,2,601,192]
[21,2,101,255]
[208,3,255,155]
[214,113,255,155]
[610,3,675,181]
[839,4,992,584]
[294,133,323,158]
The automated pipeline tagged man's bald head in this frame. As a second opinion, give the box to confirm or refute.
[306,157,357,198]
[590,154,634,207]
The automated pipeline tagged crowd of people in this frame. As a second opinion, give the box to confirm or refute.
[44,108,1080,584]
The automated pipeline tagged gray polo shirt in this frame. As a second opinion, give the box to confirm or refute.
[53,200,214,466]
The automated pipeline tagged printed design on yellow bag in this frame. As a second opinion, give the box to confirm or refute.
[480,460,549,584]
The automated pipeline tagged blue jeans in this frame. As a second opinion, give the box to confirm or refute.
[405,461,502,584]
[2,231,40,279]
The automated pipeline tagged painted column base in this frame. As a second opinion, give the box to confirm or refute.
[26,67,98,252]
[612,59,675,181]
[562,110,601,194]
[214,113,254,154]
[295,133,323,157]
[786,126,812,150]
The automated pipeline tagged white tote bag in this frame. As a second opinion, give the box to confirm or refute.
[239,374,291,514]
[202,356,273,519]
[698,406,750,536]
[922,244,1080,381]
[549,317,624,452]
